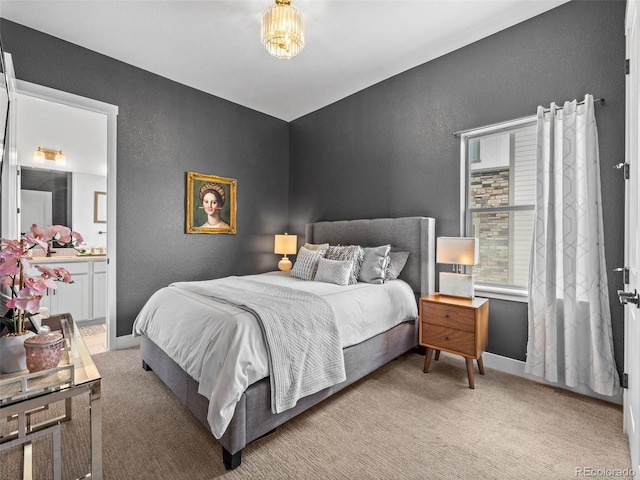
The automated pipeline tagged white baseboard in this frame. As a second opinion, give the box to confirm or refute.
[113,334,140,350]
[482,352,623,405]
[106,338,623,405]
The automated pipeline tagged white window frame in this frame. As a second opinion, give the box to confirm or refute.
[459,115,536,303]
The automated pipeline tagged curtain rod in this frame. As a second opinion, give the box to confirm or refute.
[452,98,605,137]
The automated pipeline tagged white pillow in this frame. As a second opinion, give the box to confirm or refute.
[358,245,391,284]
[314,258,353,286]
[290,246,326,281]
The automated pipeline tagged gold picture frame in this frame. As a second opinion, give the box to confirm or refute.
[186,172,237,234]
[93,191,107,224]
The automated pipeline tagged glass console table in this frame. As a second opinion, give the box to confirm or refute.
[0,313,102,479]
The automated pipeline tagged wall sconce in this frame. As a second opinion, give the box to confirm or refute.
[436,237,479,299]
[33,147,66,166]
[274,233,298,271]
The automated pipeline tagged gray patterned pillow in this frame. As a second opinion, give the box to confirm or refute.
[359,245,391,284]
[303,242,329,251]
[314,258,353,286]
[290,246,326,281]
[326,245,364,285]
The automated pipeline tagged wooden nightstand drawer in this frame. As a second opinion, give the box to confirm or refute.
[420,294,489,389]
[422,323,475,356]
[422,302,475,332]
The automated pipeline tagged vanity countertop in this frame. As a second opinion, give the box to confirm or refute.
[30,254,107,264]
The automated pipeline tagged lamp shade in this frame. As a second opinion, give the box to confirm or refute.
[33,148,45,164]
[436,237,478,266]
[274,233,297,255]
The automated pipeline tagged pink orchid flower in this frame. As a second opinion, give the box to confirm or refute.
[1,224,83,331]
[36,265,56,278]
[49,225,72,244]
[25,224,54,250]
[54,267,72,283]
[71,231,84,245]
[0,260,20,277]
[24,275,57,293]
[6,287,42,314]
[24,232,49,250]
[30,224,49,239]
[0,239,26,259]
[37,265,71,283]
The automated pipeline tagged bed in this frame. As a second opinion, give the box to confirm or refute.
[135,216,435,469]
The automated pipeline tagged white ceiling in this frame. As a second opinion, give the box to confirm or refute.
[0,0,570,122]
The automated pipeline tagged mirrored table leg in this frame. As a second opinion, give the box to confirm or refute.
[90,381,102,479]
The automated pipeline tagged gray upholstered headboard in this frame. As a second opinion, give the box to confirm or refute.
[305,217,435,298]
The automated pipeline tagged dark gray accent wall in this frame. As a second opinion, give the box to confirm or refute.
[289,1,626,372]
[1,20,289,337]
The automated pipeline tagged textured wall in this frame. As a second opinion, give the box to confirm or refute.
[1,20,290,337]
[289,1,626,371]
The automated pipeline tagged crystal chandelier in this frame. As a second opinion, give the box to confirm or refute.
[261,0,305,60]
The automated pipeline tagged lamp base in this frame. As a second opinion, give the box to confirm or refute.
[439,272,474,299]
[278,257,292,271]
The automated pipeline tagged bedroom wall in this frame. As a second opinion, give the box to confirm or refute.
[0,20,290,337]
[289,0,627,374]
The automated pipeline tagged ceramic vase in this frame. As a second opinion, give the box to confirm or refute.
[0,331,37,374]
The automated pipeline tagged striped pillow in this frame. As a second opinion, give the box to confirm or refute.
[290,246,326,281]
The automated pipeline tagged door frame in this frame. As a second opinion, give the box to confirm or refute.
[11,80,118,351]
[626,0,640,473]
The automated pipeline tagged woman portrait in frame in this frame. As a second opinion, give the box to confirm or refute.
[186,172,237,234]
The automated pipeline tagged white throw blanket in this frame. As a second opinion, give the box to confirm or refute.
[173,277,346,413]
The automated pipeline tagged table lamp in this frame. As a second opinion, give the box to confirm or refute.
[274,233,298,271]
[436,237,479,299]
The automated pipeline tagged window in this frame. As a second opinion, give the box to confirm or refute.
[461,117,536,299]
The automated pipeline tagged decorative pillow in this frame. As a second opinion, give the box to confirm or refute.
[303,242,329,251]
[386,251,410,281]
[314,258,353,286]
[290,246,326,281]
[326,245,364,285]
[358,245,391,284]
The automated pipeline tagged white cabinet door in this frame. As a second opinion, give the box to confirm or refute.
[48,274,90,322]
[92,272,106,320]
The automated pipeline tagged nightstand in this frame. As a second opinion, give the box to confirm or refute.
[419,294,489,389]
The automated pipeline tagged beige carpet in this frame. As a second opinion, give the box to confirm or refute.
[0,348,630,479]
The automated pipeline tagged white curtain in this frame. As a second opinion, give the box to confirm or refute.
[526,94,619,396]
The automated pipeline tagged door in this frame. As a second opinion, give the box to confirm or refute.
[625,0,640,472]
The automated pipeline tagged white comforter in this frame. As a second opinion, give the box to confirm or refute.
[132,271,418,438]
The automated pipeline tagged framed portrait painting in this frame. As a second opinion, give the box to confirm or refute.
[186,172,237,234]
